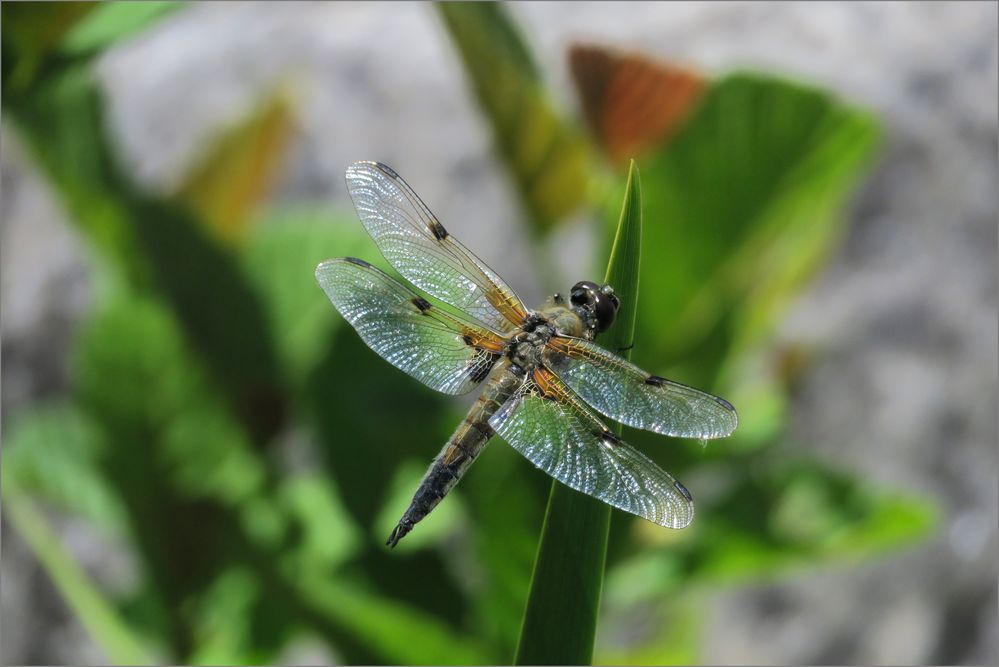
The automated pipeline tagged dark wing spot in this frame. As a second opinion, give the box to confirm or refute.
[468,349,499,384]
[600,430,623,445]
[430,220,448,240]
[644,375,665,387]
[411,296,432,312]
[343,256,372,267]
[462,333,473,345]
[673,479,693,502]
[712,396,736,412]
[374,162,399,178]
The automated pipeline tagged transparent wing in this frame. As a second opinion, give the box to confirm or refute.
[316,257,505,395]
[544,336,738,439]
[345,161,529,332]
[489,367,694,529]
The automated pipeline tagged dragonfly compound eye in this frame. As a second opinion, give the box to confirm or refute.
[570,281,600,306]
[593,291,618,332]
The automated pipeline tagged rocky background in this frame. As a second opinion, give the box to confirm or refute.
[2,2,996,664]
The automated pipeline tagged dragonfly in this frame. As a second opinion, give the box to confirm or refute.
[316,161,738,548]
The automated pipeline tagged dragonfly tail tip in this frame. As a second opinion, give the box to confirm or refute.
[386,521,412,548]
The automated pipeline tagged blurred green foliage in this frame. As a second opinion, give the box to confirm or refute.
[2,3,936,665]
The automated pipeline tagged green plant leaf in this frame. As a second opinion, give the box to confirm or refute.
[242,208,375,385]
[283,575,492,665]
[72,291,278,659]
[5,64,287,449]
[633,72,881,373]
[1,403,125,532]
[2,495,151,664]
[1,2,96,91]
[3,64,147,282]
[176,89,297,244]
[437,3,591,235]
[515,161,642,665]
[60,2,182,56]
[604,457,938,606]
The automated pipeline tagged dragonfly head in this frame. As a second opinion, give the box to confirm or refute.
[570,281,620,333]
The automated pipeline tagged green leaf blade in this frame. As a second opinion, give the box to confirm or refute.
[515,162,642,665]
[437,3,591,235]
[2,496,152,664]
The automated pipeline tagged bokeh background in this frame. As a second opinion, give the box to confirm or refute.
[2,2,996,665]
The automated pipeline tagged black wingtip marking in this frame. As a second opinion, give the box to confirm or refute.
[644,375,665,387]
[374,162,399,178]
[412,296,432,313]
[430,220,448,240]
[673,480,693,502]
[343,256,371,267]
[713,396,736,413]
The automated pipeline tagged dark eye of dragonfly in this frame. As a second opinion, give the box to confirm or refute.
[570,280,599,307]
[570,281,618,332]
[593,284,620,333]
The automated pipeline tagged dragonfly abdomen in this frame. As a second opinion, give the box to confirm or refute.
[386,372,516,547]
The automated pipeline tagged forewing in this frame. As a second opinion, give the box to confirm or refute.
[545,337,738,439]
[316,257,504,395]
[489,368,694,529]
[345,161,529,332]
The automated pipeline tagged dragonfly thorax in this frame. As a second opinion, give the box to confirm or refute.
[508,317,556,371]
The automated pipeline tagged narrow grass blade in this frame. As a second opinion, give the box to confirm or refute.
[515,161,642,665]
[3,494,152,664]
[437,3,590,235]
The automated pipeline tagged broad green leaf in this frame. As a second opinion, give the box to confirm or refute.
[60,2,182,56]
[73,292,270,510]
[605,458,937,602]
[634,72,881,372]
[69,288,474,663]
[2,495,152,664]
[277,473,363,572]
[243,208,375,385]
[613,72,881,462]
[5,64,287,448]
[1,403,125,532]
[516,162,642,665]
[177,90,297,244]
[437,3,591,235]
[128,197,287,446]
[72,292,272,659]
